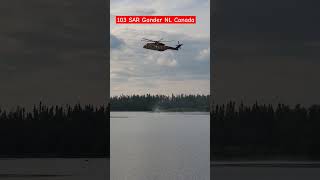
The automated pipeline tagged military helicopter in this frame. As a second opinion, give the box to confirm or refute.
[142,38,183,51]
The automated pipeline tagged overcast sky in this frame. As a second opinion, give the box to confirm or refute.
[0,0,108,109]
[110,0,210,96]
[213,0,320,106]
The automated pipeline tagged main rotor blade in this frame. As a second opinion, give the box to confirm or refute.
[159,40,174,42]
[142,38,155,41]
[141,40,154,42]
[142,38,174,43]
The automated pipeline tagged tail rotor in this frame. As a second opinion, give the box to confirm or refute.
[176,41,183,50]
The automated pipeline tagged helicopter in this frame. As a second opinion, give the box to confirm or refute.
[141,38,183,51]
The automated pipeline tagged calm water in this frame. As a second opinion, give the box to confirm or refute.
[0,158,109,180]
[111,112,210,180]
[212,165,320,180]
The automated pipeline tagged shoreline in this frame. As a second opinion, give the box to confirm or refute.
[0,155,109,159]
[0,158,109,180]
[110,110,209,112]
[211,161,320,167]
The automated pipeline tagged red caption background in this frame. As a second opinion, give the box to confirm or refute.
[115,16,196,24]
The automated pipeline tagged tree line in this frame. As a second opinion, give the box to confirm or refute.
[0,102,109,157]
[211,102,320,160]
[110,94,209,111]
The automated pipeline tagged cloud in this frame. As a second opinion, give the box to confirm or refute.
[111,6,156,16]
[110,0,210,38]
[134,8,156,15]
[110,0,210,96]
[110,34,125,49]
[110,27,210,95]
[196,48,210,61]
[157,57,177,67]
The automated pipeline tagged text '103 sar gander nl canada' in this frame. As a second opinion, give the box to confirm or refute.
[115,16,196,24]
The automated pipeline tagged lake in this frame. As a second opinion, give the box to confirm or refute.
[212,162,320,180]
[111,112,210,180]
[0,158,109,180]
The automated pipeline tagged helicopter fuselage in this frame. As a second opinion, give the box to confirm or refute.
[143,42,179,51]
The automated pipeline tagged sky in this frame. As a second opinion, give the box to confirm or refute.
[0,0,108,109]
[110,0,210,96]
[4,0,317,108]
[213,0,320,106]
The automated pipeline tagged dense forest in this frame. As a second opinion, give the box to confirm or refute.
[0,103,109,158]
[0,94,208,157]
[110,94,209,111]
[211,102,320,161]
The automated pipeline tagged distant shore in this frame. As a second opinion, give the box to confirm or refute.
[211,161,320,167]
[0,154,109,158]
[111,108,209,112]
[110,94,209,112]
